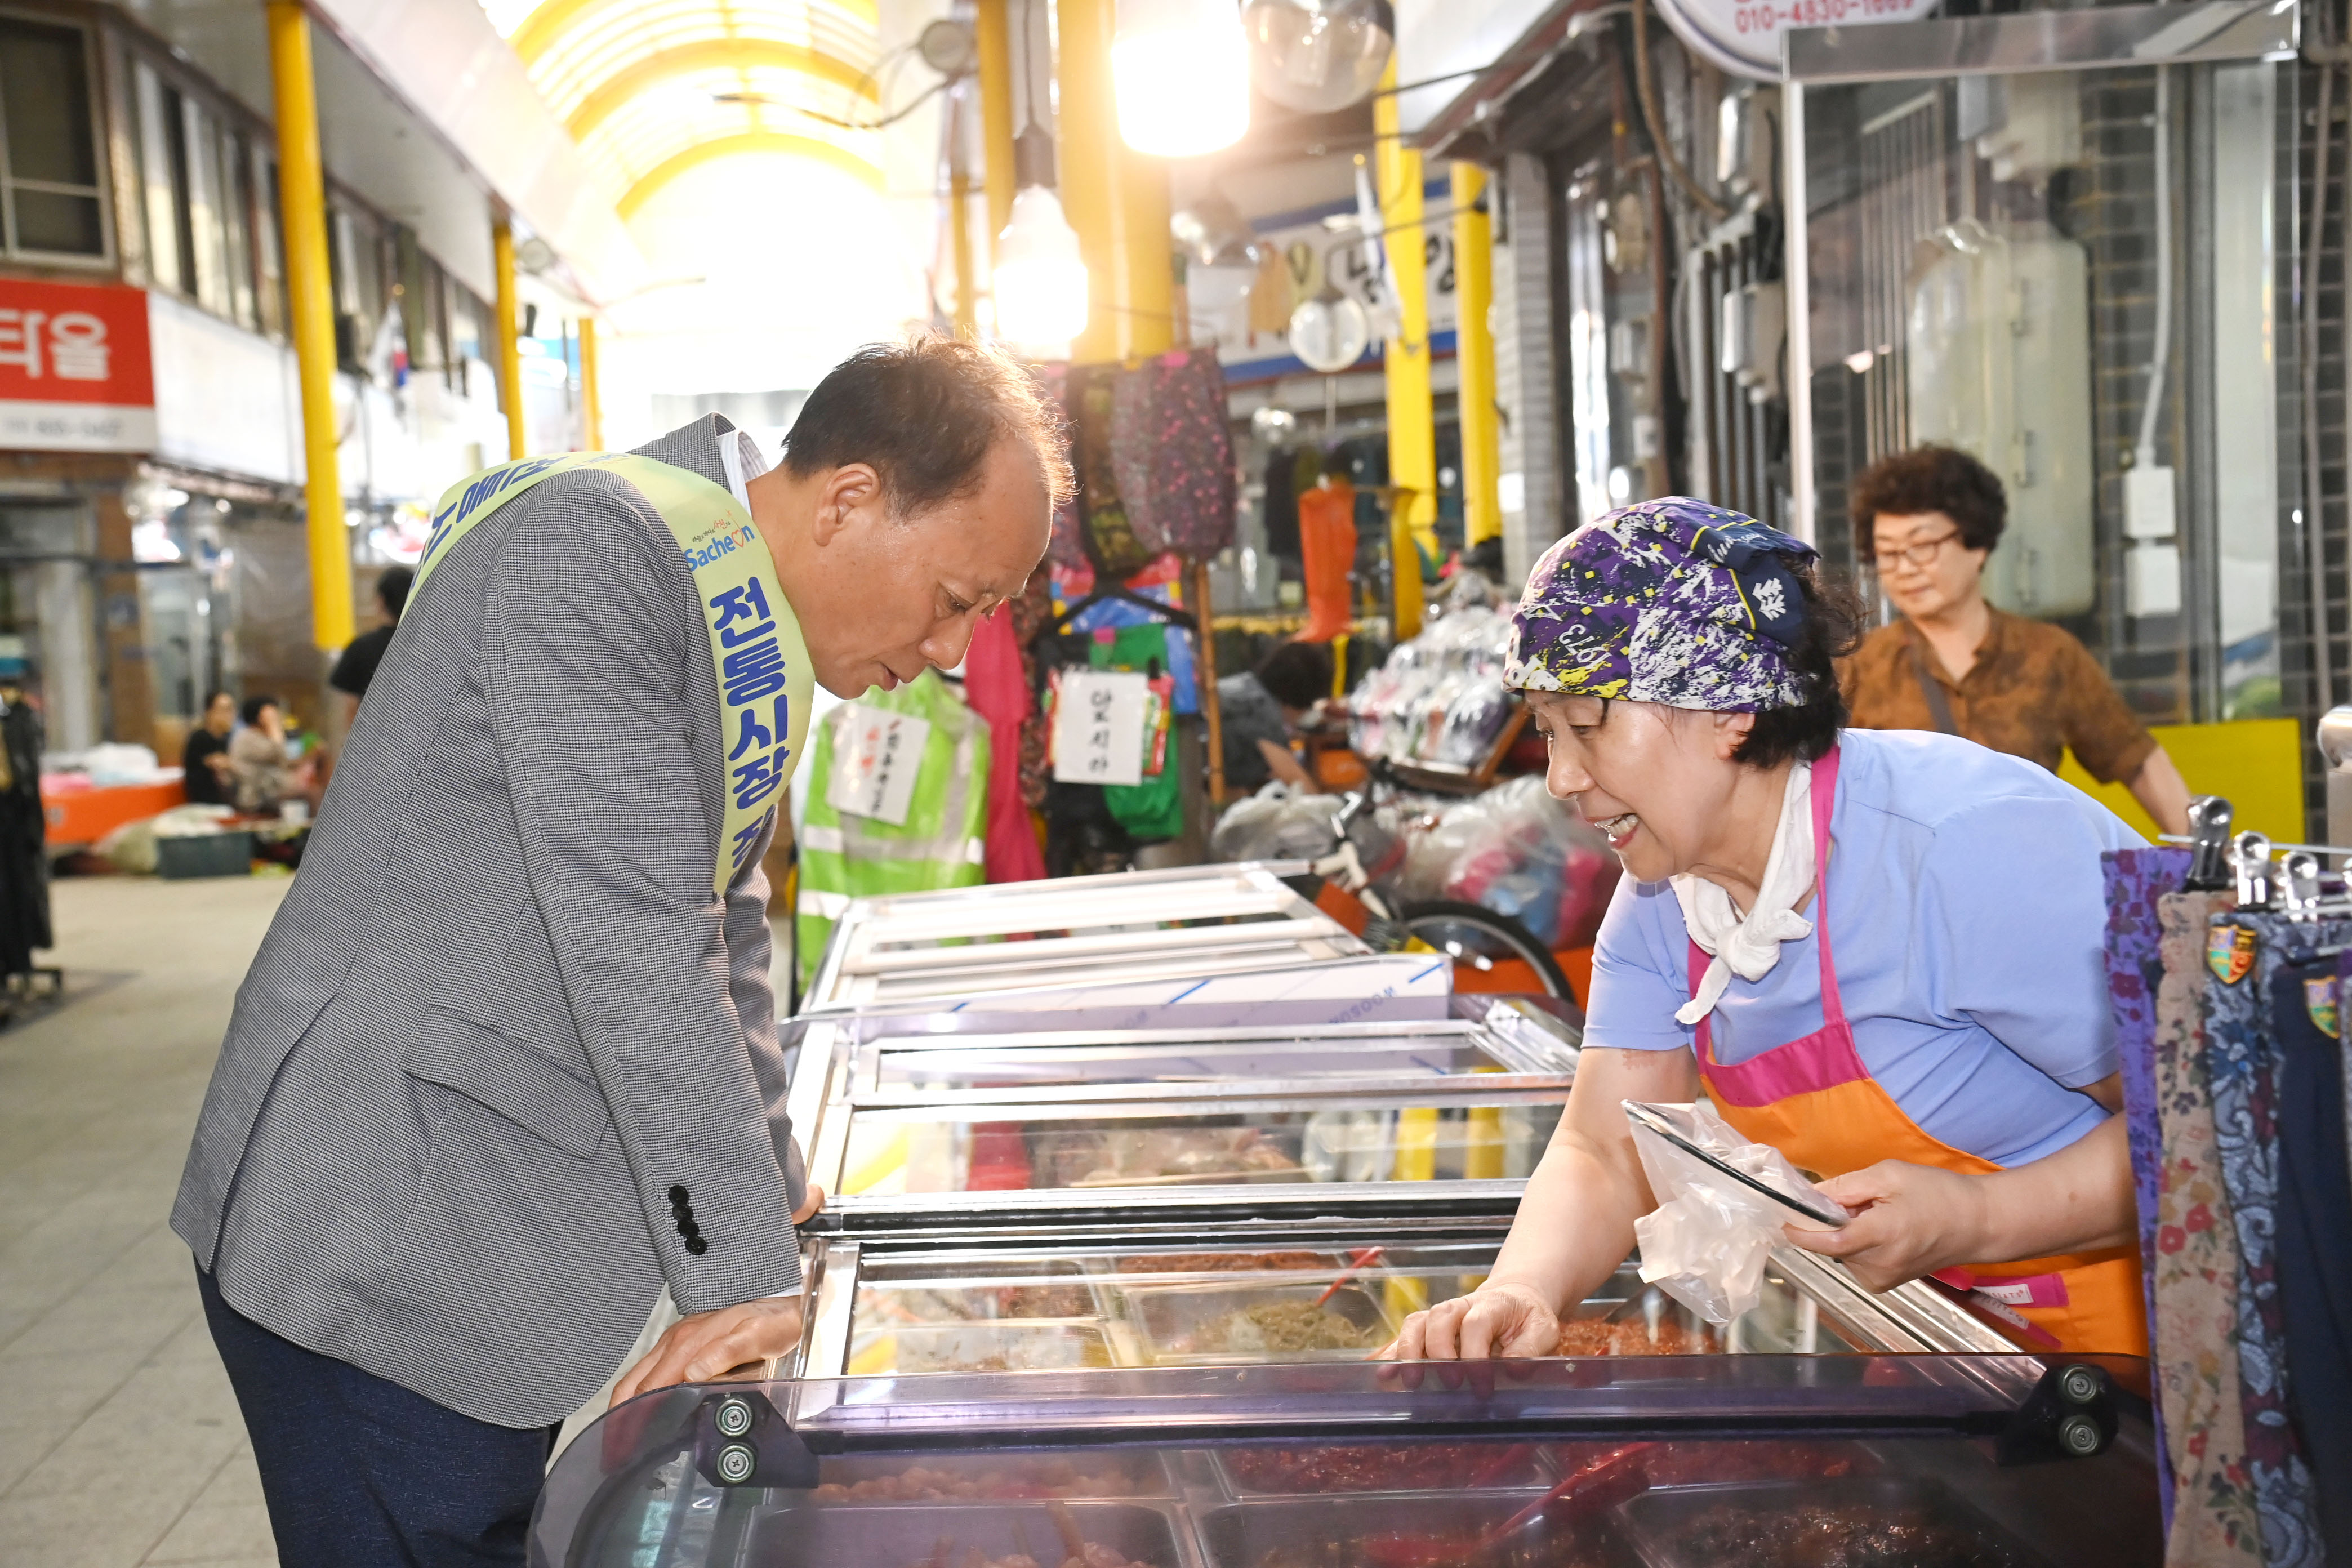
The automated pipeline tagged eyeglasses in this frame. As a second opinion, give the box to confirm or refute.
[1872,531,1961,572]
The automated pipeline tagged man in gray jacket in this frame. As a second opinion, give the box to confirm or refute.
[172,336,1065,1567]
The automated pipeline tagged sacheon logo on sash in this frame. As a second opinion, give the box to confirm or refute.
[416,452,814,898]
[2206,924,2256,986]
[2307,975,2341,1040]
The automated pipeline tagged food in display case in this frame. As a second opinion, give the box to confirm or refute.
[1112,1251,1338,1275]
[855,1322,1118,1374]
[1618,1477,2050,1567]
[1174,1299,1386,1355]
[859,1281,1098,1325]
[1043,1126,1307,1187]
[1218,1443,1551,1494]
[1549,1317,1713,1357]
[1130,1281,1392,1361]
[745,1501,1178,1568]
[813,1454,1165,1502]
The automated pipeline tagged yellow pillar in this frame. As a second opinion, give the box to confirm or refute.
[1451,162,1503,551]
[974,0,1018,247]
[578,315,603,449]
[1373,69,1434,638]
[1117,145,1174,358]
[951,170,979,338]
[265,0,353,652]
[1056,0,1120,362]
[492,217,526,460]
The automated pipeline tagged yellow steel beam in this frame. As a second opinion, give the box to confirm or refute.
[492,217,527,460]
[563,39,876,144]
[1055,0,1120,363]
[616,131,882,221]
[950,169,978,338]
[1451,162,1503,550]
[265,0,353,652]
[1117,142,1173,359]
[1373,65,1433,639]
[511,0,880,68]
[974,0,1017,246]
[579,315,604,449]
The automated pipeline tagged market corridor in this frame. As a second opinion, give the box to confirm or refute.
[0,877,287,1568]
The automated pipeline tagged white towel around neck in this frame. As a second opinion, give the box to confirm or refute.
[1671,759,1815,1025]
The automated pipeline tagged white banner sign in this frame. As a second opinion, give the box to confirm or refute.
[1052,670,1149,788]
[1654,0,1936,79]
[826,703,931,825]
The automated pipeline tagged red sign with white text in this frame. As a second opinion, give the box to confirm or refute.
[0,275,157,452]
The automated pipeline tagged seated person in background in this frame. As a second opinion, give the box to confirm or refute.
[1219,640,1334,795]
[228,696,313,815]
[181,689,237,807]
[1838,445,2193,838]
[329,565,411,724]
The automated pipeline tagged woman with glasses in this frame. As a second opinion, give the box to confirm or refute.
[1838,446,2190,837]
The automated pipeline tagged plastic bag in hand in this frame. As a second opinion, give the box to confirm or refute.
[1623,1101,1849,1325]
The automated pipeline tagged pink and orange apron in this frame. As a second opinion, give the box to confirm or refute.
[1685,744,2148,1356]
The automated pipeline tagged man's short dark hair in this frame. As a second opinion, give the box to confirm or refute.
[1850,445,2007,554]
[240,694,280,727]
[204,688,233,711]
[1257,640,1334,711]
[782,335,1073,519]
[377,565,413,620]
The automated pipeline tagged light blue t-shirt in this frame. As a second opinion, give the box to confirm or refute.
[1586,727,2140,1168]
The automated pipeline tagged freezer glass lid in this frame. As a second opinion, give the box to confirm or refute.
[534,1356,2161,1568]
[858,1024,1570,1099]
[826,1244,1860,1378]
[832,1101,1566,1196]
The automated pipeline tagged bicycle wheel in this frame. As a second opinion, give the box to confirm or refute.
[1398,899,1574,1002]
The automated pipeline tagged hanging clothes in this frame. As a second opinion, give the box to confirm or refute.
[2102,847,2187,1524]
[2270,957,2352,1562]
[2202,911,2334,1568]
[1107,348,1236,561]
[963,608,1045,885]
[0,693,51,981]
[795,670,990,985]
[1262,447,1303,561]
[2153,889,2263,1568]
[1298,478,1357,643]
[1087,623,1183,844]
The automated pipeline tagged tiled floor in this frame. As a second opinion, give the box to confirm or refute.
[1,874,291,1568]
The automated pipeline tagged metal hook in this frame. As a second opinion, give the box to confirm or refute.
[2234,831,2274,908]
[2185,795,2235,890]
[2283,850,2324,924]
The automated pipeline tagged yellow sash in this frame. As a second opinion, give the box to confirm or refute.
[417,452,813,897]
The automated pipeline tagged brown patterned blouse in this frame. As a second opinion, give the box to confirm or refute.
[1838,609,2158,784]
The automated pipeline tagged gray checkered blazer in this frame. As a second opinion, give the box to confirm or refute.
[172,416,809,1429]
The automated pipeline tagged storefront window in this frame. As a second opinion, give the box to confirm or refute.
[1799,60,2291,726]
[0,17,107,261]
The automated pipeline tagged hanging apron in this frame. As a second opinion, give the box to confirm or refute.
[1685,744,2149,1355]
[417,451,813,898]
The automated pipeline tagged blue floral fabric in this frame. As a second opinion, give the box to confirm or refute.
[1504,497,1818,711]
[2102,846,2188,1527]
[2203,912,2334,1568]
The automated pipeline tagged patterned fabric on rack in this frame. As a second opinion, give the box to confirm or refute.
[2103,848,2187,1527]
[2271,957,2352,1561]
[1107,348,1237,560]
[2154,890,2261,1568]
[2202,911,2333,1568]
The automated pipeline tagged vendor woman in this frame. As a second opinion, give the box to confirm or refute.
[1391,499,2145,1360]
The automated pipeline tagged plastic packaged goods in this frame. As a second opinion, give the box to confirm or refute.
[1388,777,1619,951]
[1624,1102,1850,1325]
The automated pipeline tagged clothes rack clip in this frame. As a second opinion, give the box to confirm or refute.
[2282,850,2326,925]
[2233,831,2274,909]
[2181,795,2235,891]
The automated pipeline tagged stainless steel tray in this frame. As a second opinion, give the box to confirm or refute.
[1615,1475,2057,1568]
[847,1320,1119,1375]
[1124,1281,1394,1366]
[1193,1490,1634,1568]
[740,1499,1191,1567]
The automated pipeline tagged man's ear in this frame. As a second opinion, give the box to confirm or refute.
[812,463,885,547]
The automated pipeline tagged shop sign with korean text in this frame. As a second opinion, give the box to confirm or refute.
[0,277,155,452]
[1053,670,1150,788]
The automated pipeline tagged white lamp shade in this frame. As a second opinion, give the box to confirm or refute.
[1114,0,1250,157]
[994,185,1090,354]
[1242,0,1391,114]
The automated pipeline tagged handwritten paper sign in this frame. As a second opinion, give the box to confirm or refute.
[1052,670,1148,787]
[826,703,932,825]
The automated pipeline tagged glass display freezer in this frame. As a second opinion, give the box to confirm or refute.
[788,1216,2017,1383]
[532,1352,2161,1567]
[798,864,1382,1014]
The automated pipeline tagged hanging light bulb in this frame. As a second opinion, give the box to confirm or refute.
[1114,0,1250,157]
[1242,0,1391,113]
[994,185,1089,354]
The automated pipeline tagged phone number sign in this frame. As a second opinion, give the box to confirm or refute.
[1654,0,1935,79]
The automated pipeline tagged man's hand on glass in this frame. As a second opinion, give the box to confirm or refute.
[609,1183,825,1406]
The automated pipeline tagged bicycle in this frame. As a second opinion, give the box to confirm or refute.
[1276,759,1576,1003]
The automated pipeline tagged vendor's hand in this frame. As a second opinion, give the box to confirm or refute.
[1783,1159,1990,1292]
[607,1184,827,1407]
[1383,1281,1560,1362]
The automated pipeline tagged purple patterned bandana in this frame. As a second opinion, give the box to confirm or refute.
[1504,497,1819,711]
